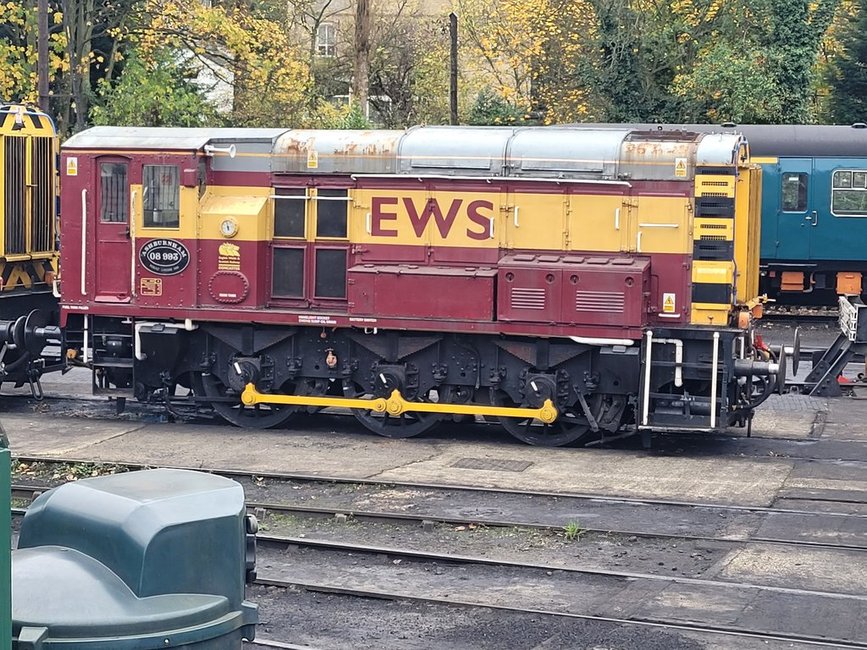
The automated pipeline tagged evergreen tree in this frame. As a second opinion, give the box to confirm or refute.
[827,0,867,124]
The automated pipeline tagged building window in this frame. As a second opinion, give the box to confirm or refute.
[832,169,867,216]
[99,162,128,223]
[316,23,336,57]
[781,172,808,212]
[143,165,180,228]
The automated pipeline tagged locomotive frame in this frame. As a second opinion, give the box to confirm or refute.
[58,125,781,446]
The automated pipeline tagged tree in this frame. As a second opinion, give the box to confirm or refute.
[0,3,66,110]
[353,0,371,112]
[670,0,839,123]
[825,0,867,123]
[90,48,221,127]
[137,0,312,126]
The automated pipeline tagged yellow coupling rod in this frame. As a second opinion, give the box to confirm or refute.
[241,383,558,424]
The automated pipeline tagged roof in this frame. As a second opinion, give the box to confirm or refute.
[63,126,288,151]
[573,123,867,158]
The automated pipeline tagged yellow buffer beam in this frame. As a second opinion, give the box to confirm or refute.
[241,384,558,423]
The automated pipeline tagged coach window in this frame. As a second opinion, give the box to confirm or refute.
[273,188,306,237]
[99,162,128,223]
[832,169,867,216]
[781,172,808,212]
[143,165,180,228]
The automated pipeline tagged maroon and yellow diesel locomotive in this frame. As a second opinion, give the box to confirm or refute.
[58,125,781,445]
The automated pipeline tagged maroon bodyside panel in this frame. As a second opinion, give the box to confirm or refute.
[196,239,268,308]
[646,252,691,326]
[497,255,650,328]
[348,265,496,321]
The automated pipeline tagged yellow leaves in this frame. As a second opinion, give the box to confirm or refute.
[139,0,312,126]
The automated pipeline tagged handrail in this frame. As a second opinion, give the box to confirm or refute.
[80,189,87,296]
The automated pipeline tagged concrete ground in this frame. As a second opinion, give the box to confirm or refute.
[0,391,859,508]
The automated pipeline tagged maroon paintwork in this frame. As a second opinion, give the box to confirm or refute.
[348,265,496,321]
[497,254,650,327]
[60,147,694,340]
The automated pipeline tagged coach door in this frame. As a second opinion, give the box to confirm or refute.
[94,158,132,302]
[773,158,812,262]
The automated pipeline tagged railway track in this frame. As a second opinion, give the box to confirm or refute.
[762,306,840,324]
[11,458,865,648]
[249,534,867,649]
[11,456,865,547]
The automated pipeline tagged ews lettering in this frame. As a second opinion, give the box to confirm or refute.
[370,196,494,240]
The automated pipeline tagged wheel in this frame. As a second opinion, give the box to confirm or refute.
[346,381,442,438]
[493,390,623,447]
[193,372,323,429]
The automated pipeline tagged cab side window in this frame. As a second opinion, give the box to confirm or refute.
[99,162,128,223]
[143,165,180,228]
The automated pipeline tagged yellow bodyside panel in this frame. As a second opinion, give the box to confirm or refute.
[506,193,567,250]
[351,188,500,249]
[131,184,201,240]
[632,196,692,254]
[199,186,271,242]
[566,194,627,252]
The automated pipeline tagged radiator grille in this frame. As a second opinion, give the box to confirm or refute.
[511,287,546,310]
[4,136,27,254]
[31,136,54,253]
[575,290,625,312]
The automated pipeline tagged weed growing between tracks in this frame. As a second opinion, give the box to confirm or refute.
[13,459,132,484]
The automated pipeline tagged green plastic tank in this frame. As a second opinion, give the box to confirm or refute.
[0,423,9,650]
[12,468,257,649]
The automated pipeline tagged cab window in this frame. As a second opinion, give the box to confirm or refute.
[143,165,180,228]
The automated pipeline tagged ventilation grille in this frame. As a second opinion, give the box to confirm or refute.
[511,287,546,310]
[575,290,625,313]
[31,136,53,253]
[4,136,25,254]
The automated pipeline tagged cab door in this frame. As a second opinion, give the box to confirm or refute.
[773,158,813,262]
[94,158,132,302]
